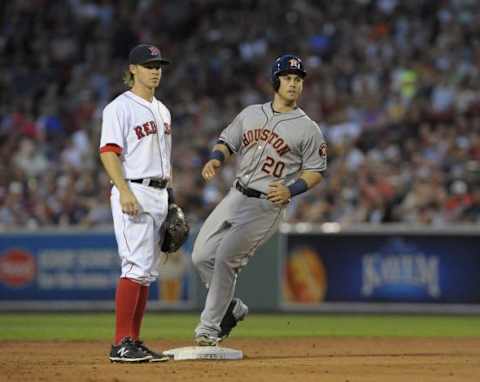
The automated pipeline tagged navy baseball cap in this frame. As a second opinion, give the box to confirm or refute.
[128,44,170,66]
[271,54,306,82]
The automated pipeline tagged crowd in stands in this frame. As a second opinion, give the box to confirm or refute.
[1,0,480,230]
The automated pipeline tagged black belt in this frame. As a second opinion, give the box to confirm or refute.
[235,181,266,199]
[130,178,168,189]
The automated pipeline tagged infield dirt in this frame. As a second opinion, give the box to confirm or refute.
[2,337,480,382]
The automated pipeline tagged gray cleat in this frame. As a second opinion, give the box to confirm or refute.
[195,334,219,346]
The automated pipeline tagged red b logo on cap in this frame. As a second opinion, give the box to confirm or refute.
[148,46,160,56]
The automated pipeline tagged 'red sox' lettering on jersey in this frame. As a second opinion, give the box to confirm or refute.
[99,43,173,363]
[100,90,171,180]
[134,120,158,139]
[242,128,290,156]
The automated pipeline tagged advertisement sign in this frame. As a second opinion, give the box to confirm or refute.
[282,233,480,307]
[0,231,195,310]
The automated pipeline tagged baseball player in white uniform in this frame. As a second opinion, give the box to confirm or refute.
[100,44,173,363]
[193,54,327,346]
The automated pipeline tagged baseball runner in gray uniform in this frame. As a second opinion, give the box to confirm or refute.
[192,54,327,346]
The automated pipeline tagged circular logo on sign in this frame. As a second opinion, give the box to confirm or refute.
[0,249,36,288]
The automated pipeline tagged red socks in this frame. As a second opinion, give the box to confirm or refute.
[114,278,149,345]
[132,285,149,340]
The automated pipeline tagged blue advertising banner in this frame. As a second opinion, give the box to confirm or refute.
[0,231,195,310]
[282,233,480,306]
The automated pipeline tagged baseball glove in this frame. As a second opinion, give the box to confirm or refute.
[161,204,190,253]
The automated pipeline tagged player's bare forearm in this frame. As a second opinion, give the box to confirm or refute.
[100,152,139,215]
[299,170,323,189]
[212,143,232,161]
[267,171,322,206]
[201,143,233,181]
[100,152,130,192]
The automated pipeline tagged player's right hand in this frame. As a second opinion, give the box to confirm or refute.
[119,189,140,216]
[201,159,221,181]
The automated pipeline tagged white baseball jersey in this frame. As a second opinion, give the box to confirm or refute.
[100,90,172,180]
[100,90,172,285]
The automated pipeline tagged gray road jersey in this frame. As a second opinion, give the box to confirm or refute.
[219,102,327,193]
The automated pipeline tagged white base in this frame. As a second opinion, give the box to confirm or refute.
[163,346,243,361]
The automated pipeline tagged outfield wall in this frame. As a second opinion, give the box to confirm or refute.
[0,229,198,311]
[276,224,480,314]
[1,225,480,313]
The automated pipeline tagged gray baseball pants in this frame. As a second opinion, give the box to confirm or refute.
[192,186,283,336]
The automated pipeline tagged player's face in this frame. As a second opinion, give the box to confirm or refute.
[131,62,162,89]
[277,74,304,102]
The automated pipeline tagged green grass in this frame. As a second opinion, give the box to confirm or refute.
[1,313,479,341]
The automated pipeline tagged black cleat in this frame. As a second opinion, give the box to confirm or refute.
[135,340,169,362]
[109,336,152,363]
[219,298,248,341]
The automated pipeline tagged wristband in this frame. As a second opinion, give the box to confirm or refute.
[287,179,309,197]
[209,150,225,163]
[167,187,175,204]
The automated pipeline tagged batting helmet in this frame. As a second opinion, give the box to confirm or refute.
[271,54,307,91]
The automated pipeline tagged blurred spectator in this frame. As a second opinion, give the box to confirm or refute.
[1,0,480,230]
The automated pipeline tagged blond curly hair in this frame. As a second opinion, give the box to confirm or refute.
[122,69,134,88]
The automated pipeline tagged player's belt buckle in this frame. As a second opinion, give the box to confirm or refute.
[148,178,168,189]
[130,178,168,189]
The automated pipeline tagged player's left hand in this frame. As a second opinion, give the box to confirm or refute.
[267,181,291,206]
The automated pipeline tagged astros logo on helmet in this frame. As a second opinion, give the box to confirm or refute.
[271,54,307,91]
